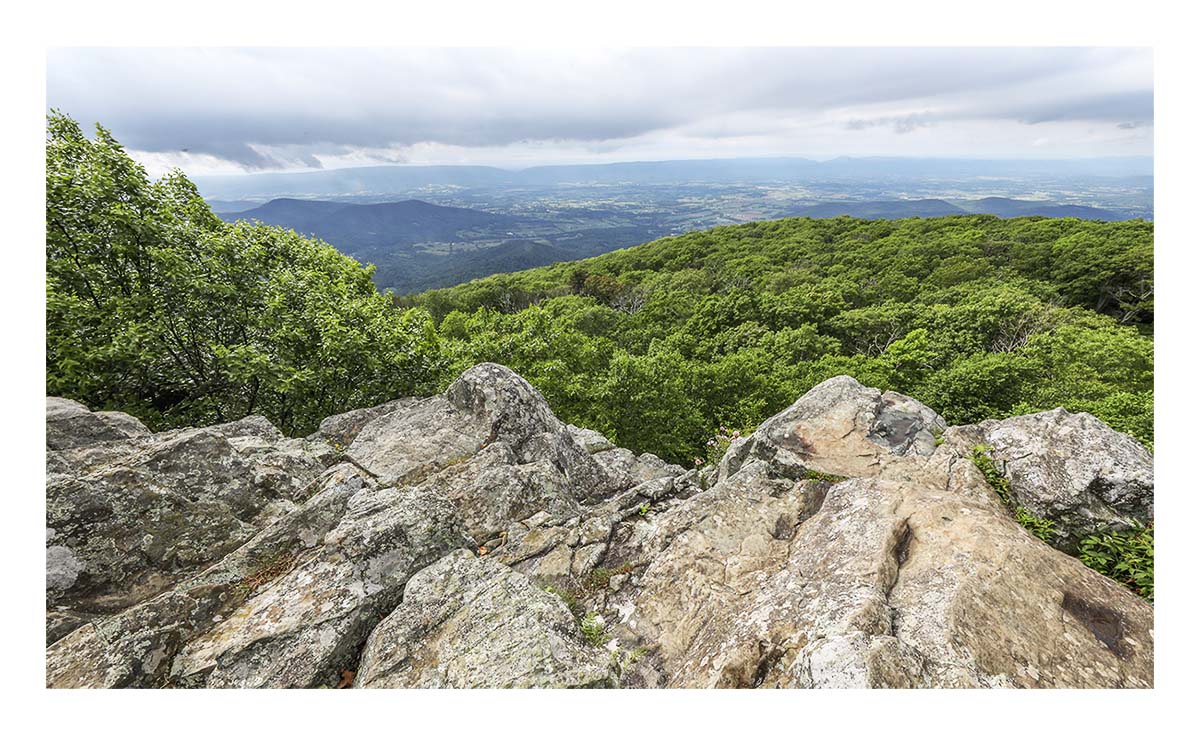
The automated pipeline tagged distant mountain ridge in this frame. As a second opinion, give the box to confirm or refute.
[793,197,1125,221]
[221,195,1136,293]
[195,156,1153,201]
[221,198,602,294]
[220,198,523,249]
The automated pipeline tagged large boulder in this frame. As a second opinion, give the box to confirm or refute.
[945,408,1153,546]
[356,550,618,688]
[169,482,467,688]
[46,397,150,450]
[47,463,469,688]
[609,459,1151,688]
[347,363,562,486]
[718,375,946,483]
[310,397,421,449]
[346,364,636,543]
[578,379,1151,688]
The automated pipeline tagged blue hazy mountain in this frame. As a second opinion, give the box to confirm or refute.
[794,197,1123,221]
[220,198,525,250]
[218,193,1136,294]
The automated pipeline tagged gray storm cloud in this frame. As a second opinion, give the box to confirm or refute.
[46,47,1153,170]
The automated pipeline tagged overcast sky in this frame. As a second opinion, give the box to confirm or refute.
[46,47,1153,176]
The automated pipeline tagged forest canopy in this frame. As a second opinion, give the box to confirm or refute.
[46,112,444,435]
[47,113,1153,465]
[406,207,1153,462]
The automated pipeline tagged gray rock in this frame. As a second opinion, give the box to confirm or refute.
[719,375,946,482]
[592,446,685,491]
[46,397,149,450]
[347,364,560,486]
[312,397,420,448]
[356,550,617,688]
[949,408,1154,545]
[419,444,582,544]
[567,424,616,454]
[47,463,469,688]
[45,405,330,632]
[44,367,1155,690]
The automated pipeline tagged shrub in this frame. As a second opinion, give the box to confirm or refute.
[1078,526,1154,601]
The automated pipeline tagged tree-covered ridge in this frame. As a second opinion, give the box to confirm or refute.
[46,113,1153,466]
[407,214,1152,462]
[47,113,444,435]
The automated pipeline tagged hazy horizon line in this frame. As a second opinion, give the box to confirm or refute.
[188,153,1155,180]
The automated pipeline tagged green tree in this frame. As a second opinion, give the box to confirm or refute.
[46,112,445,434]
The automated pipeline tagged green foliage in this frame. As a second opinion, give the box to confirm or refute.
[623,645,651,667]
[47,113,1153,469]
[416,213,1151,463]
[579,612,608,647]
[1014,507,1057,543]
[971,445,1013,505]
[696,425,746,469]
[46,112,444,434]
[804,469,850,484]
[1078,526,1155,601]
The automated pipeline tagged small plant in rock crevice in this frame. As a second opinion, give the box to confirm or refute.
[971,444,1059,542]
[971,445,1013,505]
[694,425,746,469]
[803,469,849,484]
[1014,506,1056,543]
[579,612,608,647]
[237,550,297,595]
[544,585,585,619]
[584,563,636,591]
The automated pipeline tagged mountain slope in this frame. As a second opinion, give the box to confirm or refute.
[406,215,1153,461]
[958,197,1123,220]
[222,198,523,250]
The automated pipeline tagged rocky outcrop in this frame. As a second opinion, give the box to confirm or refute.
[46,397,150,450]
[45,366,1154,688]
[944,408,1154,547]
[45,404,337,645]
[718,375,947,483]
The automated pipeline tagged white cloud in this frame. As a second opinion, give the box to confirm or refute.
[48,47,1153,174]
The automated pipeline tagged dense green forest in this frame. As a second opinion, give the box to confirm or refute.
[47,113,1153,468]
[46,113,444,435]
[403,214,1153,462]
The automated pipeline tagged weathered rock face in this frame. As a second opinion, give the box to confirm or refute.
[718,376,947,483]
[356,550,618,688]
[310,398,421,449]
[46,366,1153,688]
[44,403,336,645]
[46,397,150,450]
[945,408,1154,547]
